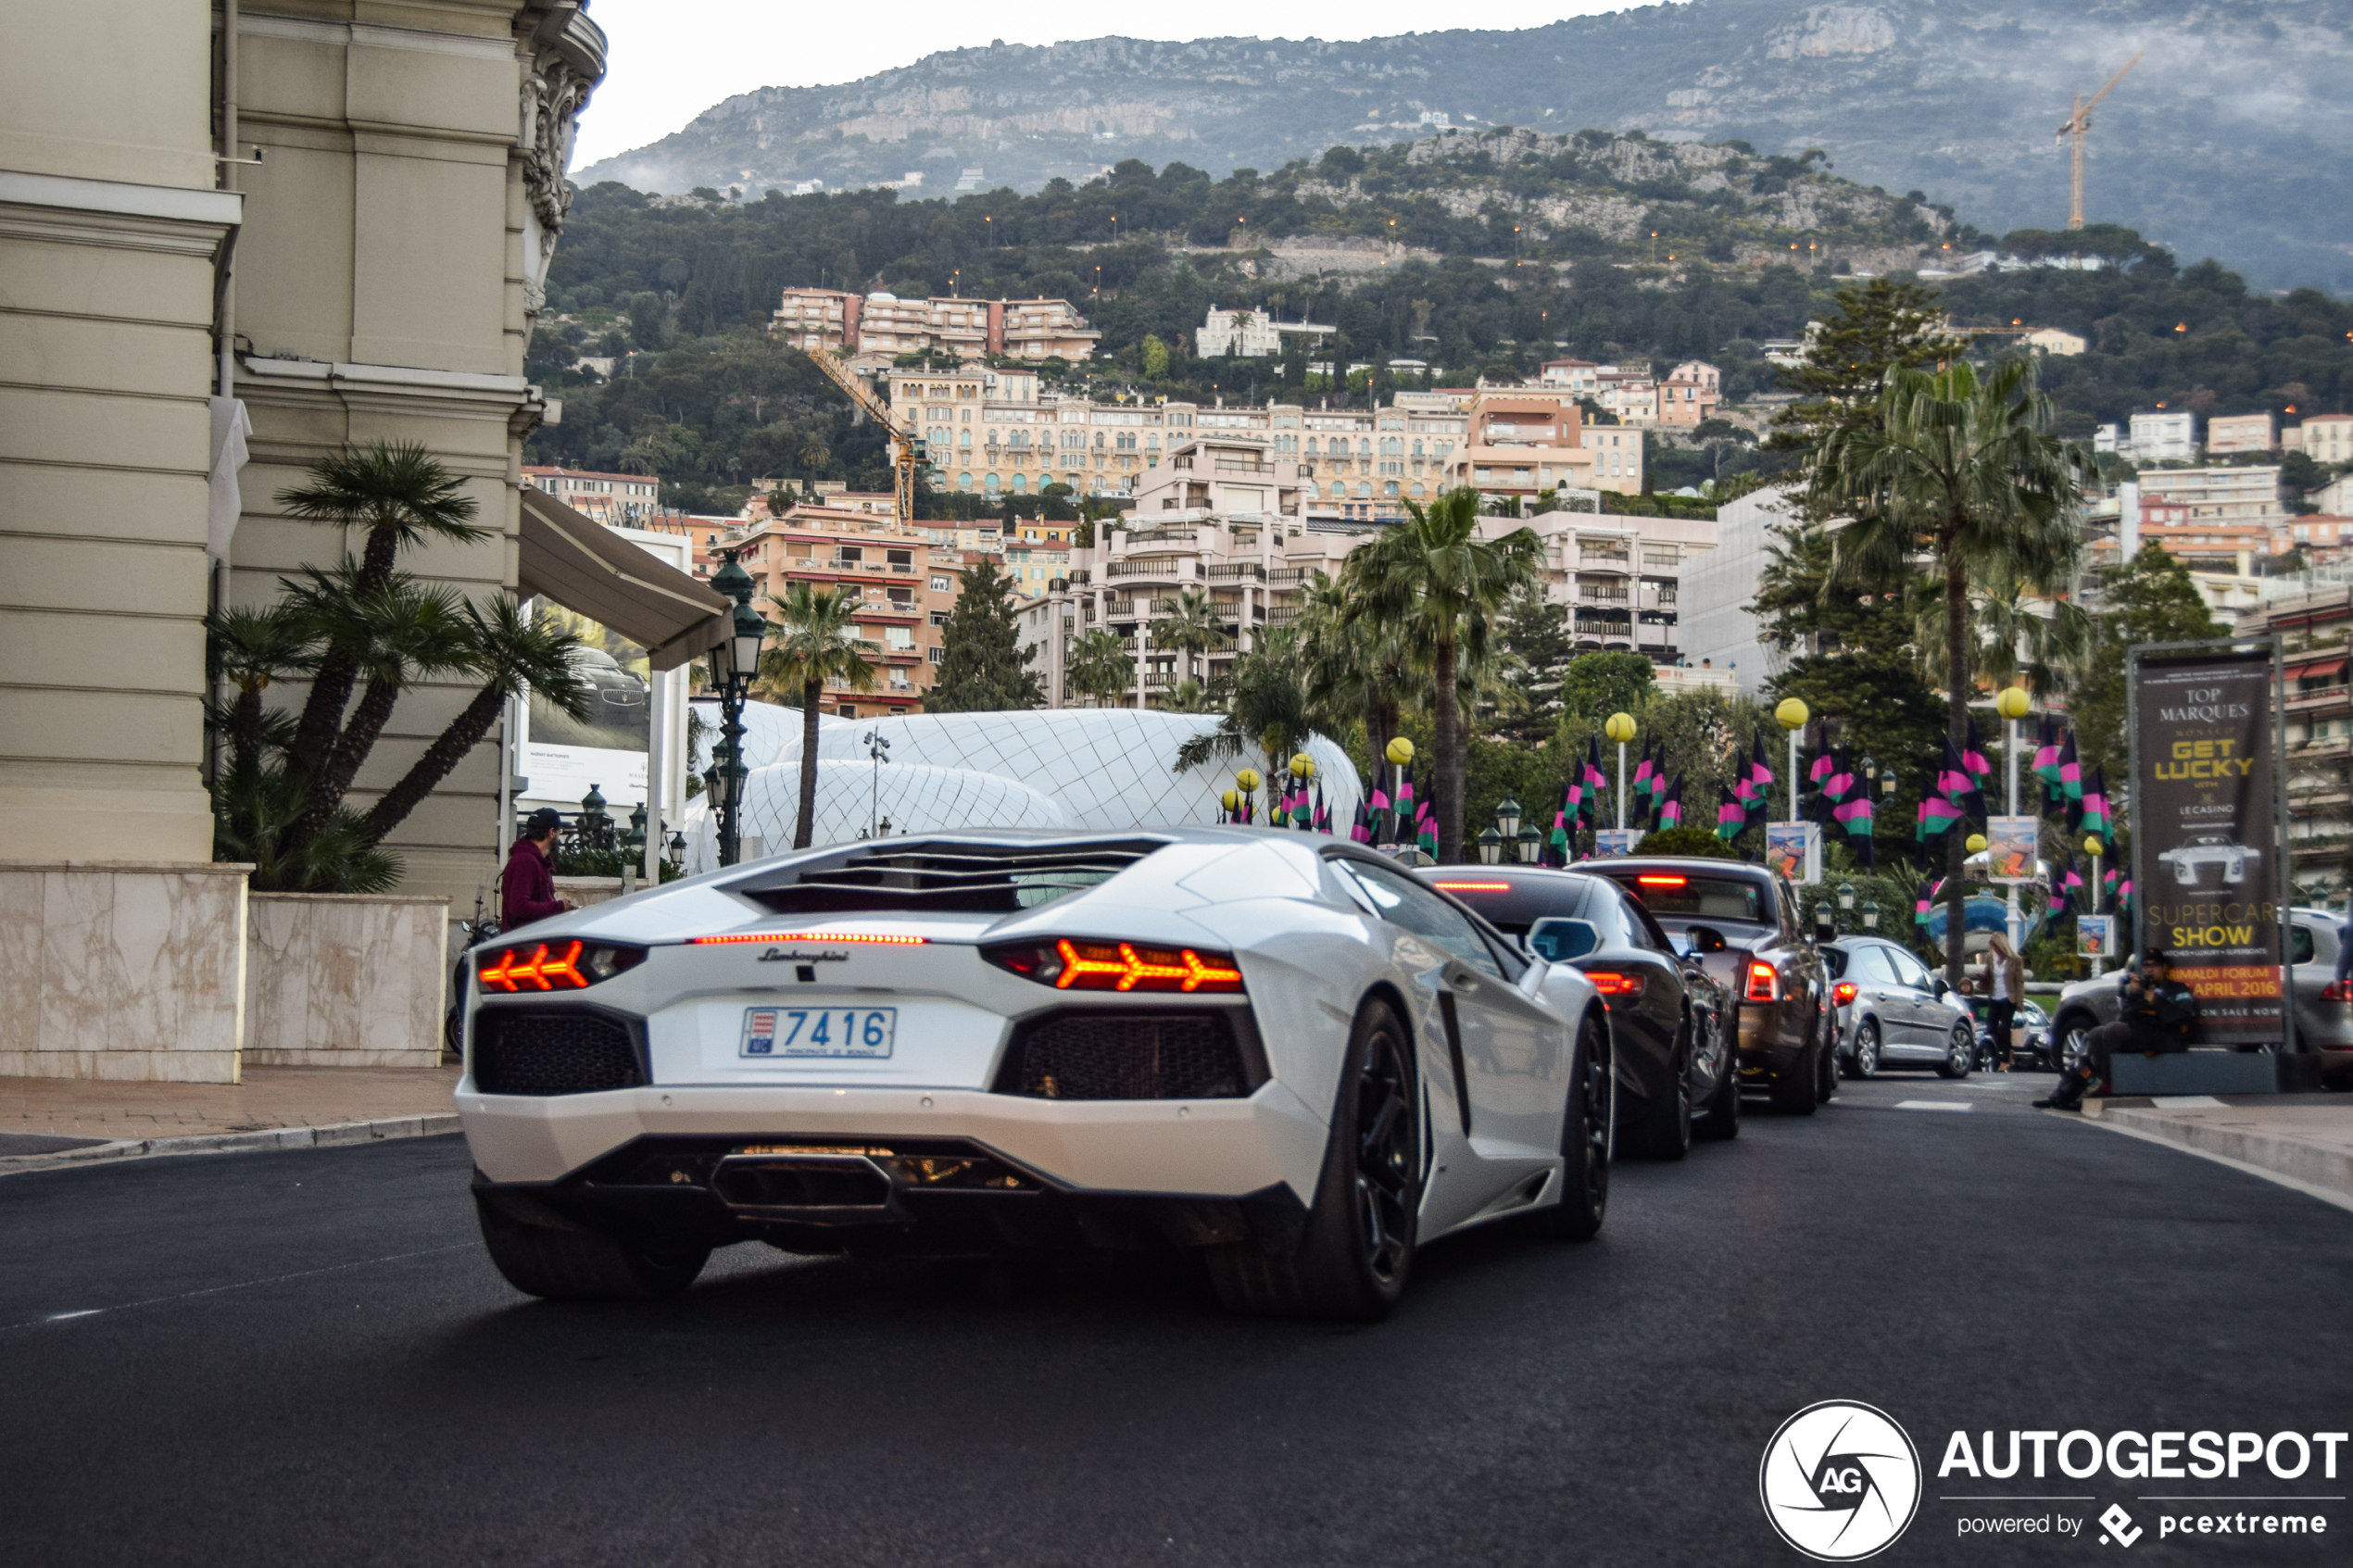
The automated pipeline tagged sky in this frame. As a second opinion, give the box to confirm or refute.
[570,0,1642,168]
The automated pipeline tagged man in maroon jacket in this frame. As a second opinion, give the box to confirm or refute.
[501,808,572,932]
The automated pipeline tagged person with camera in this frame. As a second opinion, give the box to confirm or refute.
[2034,948,2198,1110]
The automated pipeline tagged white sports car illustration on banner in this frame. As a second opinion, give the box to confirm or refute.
[2158,833,2258,887]
[457,830,1613,1319]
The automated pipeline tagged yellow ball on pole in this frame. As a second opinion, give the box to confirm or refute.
[1220,790,1238,812]
[1236,768,1261,793]
[2084,835,2105,859]
[1995,685,2032,721]
[1290,752,1315,780]
[1384,736,1415,766]
[1774,697,1809,731]
[1966,833,1989,854]
[1604,711,1637,745]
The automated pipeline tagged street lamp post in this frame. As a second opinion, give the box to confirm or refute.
[1478,827,1503,865]
[707,549,765,867]
[1517,826,1542,864]
[862,729,891,840]
[1862,897,1881,931]
[1995,684,2032,959]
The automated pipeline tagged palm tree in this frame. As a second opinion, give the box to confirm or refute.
[1810,359,2085,982]
[1064,628,1134,708]
[1297,571,1403,767]
[274,443,488,771]
[355,596,592,849]
[758,582,878,848]
[205,603,315,776]
[1342,487,1542,862]
[1151,586,1229,687]
[1908,560,2093,699]
[1175,625,1311,783]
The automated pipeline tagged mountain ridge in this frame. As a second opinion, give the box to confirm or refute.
[576,0,2353,292]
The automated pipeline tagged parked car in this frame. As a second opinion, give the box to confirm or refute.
[1582,858,1834,1114]
[2045,907,2353,1083]
[1419,865,1739,1156]
[1952,993,2053,1072]
[459,830,1616,1319]
[1822,937,1977,1079]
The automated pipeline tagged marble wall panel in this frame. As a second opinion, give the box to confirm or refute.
[244,893,447,1069]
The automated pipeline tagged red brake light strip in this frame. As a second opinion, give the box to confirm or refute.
[1053,939,1241,993]
[479,941,586,992]
[1636,875,1688,887]
[1745,960,1779,1002]
[1433,882,1512,892]
[689,931,929,946]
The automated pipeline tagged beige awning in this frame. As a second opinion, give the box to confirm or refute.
[517,489,728,671]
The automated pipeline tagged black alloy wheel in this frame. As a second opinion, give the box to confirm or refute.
[1936,1022,1976,1080]
[1204,999,1422,1318]
[1848,1020,1881,1080]
[1521,1010,1611,1237]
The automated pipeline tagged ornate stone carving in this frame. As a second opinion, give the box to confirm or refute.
[517,3,607,320]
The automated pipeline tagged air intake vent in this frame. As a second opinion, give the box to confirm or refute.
[474,1010,643,1096]
[995,1011,1256,1100]
[742,839,1164,916]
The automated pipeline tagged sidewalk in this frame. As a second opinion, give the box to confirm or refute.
[0,1066,460,1172]
[2081,1093,2353,1206]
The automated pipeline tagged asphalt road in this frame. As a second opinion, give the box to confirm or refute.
[4,1072,2349,1567]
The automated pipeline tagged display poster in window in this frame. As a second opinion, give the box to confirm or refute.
[1765,821,1821,885]
[2129,644,2284,1045]
[520,605,649,809]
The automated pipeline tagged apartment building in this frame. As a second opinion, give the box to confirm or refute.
[2206,412,2278,457]
[770,287,1098,362]
[1439,392,1647,497]
[2286,415,2353,464]
[2279,515,2353,562]
[1655,362,1722,428]
[884,370,1460,524]
[1136,436,1306,521]
[2233,585,2353,899]
[1539,358,1601,395]
[2134,408,2198,461]
[2134,467,2288,564]
[1478,510,1717,661]
[523,466,661,524]
[718,505,964,716]
[1596,367,1659,425]
[1197,307,1336,358]
[1678,484,1797,695]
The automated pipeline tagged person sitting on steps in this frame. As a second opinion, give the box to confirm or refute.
[2035,948,2198,1110]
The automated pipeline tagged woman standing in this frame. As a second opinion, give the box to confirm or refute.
[1978,933,2024,1071]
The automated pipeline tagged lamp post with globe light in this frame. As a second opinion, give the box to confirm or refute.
[1604,710,1637,828]
[1995,684,2033,956]
[705,549,767,867]
[1774,696,1808,828]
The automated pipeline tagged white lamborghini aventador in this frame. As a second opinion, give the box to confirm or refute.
[458,829,1612,1319]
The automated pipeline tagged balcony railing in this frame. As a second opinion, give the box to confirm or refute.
[1205,563,1264,581]
[1106,558,1188,580]
[1579,587,1630,603]
[1214,460,1277,476]
[1265,567,1306,586]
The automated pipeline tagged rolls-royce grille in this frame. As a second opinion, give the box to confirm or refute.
[998,1012,1251,1100]
[474,1010,642,1096]
[741,839,1164,916]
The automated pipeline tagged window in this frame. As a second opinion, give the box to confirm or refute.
[1330,859,1505,980]
[886,549,913,567]
[926,646,945,663]
[928,609,950,626]
[930,575,950,592]
[1885,947,1935,993]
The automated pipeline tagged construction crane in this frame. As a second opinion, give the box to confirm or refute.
[2056,51,2143,231]
[806,349,925,528]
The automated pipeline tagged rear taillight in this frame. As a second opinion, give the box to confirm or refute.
[985,939,1245,994]
[476,940,645,993]
[2325,980,2353,1004]
[1831,981,1858,1008]
[1580,970,1646,999]
[1744,960,1780,1003]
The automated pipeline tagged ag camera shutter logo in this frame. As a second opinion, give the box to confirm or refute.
[1760,1400,1923,1561]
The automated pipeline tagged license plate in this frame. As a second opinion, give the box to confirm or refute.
[739,1006,897,1059]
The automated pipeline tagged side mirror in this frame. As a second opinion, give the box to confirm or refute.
[1684,923,1730,955]
[1529,917,1603,964]
[1931,976,1952,997]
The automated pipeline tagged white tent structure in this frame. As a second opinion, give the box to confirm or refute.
[680,708,1364,870]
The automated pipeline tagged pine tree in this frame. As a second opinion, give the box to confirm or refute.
[1768,278,1965,458]
[924,559,1046,712]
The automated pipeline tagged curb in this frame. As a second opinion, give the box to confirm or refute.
[2095,1105,2353,1204]
[0,1114,462,1177]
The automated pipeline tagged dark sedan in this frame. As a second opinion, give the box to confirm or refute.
[1420,865,1738,1157]
[1582,858,1835,1115]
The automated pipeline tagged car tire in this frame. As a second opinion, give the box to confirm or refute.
[1935,1022,1976,1079]
[1637,1032,1693,1160]
[1518,1010,1612,1238]
[473,1193,709,1301]
[1205,998,1422,1320]
[2052,1018,2092,1075]
[1848,1020,1881,1080]
[1770,1037,1819,1115]
[1697,1019,1742,1142]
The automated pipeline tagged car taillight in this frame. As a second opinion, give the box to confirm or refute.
[985,939,1245,994]
[1831,981,1858,1008]
[2325,980,2353,1004]
[1744,960,1780,1002]
[476,940,645,992]
[1581,970,1645,999]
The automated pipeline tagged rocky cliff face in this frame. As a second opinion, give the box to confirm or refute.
[577,0,2353,290]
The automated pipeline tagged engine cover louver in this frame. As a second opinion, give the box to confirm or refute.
[740,839,1165,916]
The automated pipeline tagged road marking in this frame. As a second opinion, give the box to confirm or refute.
[1894,1100,1973,1112]
[0,1243,473,1333]
[2153,1094,2226,1108]
[2070,1115,2353,1217]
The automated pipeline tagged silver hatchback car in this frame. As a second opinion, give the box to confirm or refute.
[1826,936,1979,1079]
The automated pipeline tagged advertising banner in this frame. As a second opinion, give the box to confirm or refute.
[2128,644,2284,1045]
[1766,821,1821,885]
[1984,816,2040,884]
[1590,827,1642,859]
[520,605,652,809]
[2077,914,2113,961]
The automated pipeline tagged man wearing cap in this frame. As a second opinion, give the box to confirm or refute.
[2035,948,2199,1110]
[501,808,573,933]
